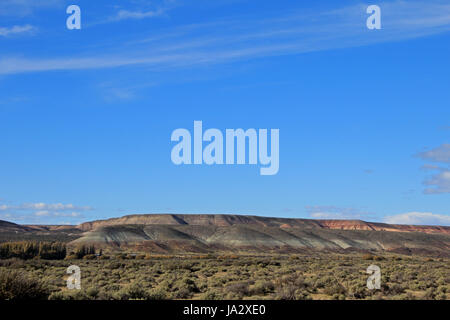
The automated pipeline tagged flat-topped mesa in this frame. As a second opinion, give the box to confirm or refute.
[77,214,269,231]
[2,216,449,256]
[75,214,450,235]
[317,219,450,234]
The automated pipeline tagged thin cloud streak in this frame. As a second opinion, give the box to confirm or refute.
[113,8,165,21]
[0,24,36,37]
[1,1,450,75]
[0,0,61,17]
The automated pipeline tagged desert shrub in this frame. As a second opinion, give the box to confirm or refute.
[348,284,367,299]
[323,283,347,296]
[250,280,274,295]
[115,253,127,260]
[147,287,167,300]
[48,291,65,300]
[114,283,167,300]
[201,289,223,300]
[106,261,123,269]
[48,290,90,300]
[314,275,335,289]
[0,269,49,300]
[435,292,447,300]
[117,282,149,300]
[173,277,199,298]
[421,288,436,300]
[225,282,249,298]
[275,274,308,290]
[387,284,405,295]
[0,253,447,301]
[217,255,239,260]
[174,287,191,299]
[86,287,100,299]
[274,284,297,300]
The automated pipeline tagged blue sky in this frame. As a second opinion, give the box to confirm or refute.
[0,0,449,225]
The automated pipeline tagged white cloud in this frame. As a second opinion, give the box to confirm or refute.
[35,210,50,216]
[305,205,372,220]
[18,202,92,211]
[384,212,450,226]
[0,25,35,37]
[0,201,92,212]
[0,200,92,224]
[34,210,81,218]
[423,169,450,194]
[416,144,450,194]
[417,144,450,163]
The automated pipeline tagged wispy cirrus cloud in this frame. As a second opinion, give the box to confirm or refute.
[89,0,174,26]
[0,24,36,37]
[0,0,62,17]
[1,0,450,75]
[110,8,165,21]
[99,80,157,102]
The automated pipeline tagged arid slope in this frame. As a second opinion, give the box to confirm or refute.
[70,214,450,256]
[2,215,449,255]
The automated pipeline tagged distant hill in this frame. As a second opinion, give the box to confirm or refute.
[0,220,83,243]
[73,214,450,256]
[77,214,450,235]
[0,220,34,232]
[2,215,449,256]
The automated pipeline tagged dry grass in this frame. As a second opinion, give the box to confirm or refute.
[0,253,448,300]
